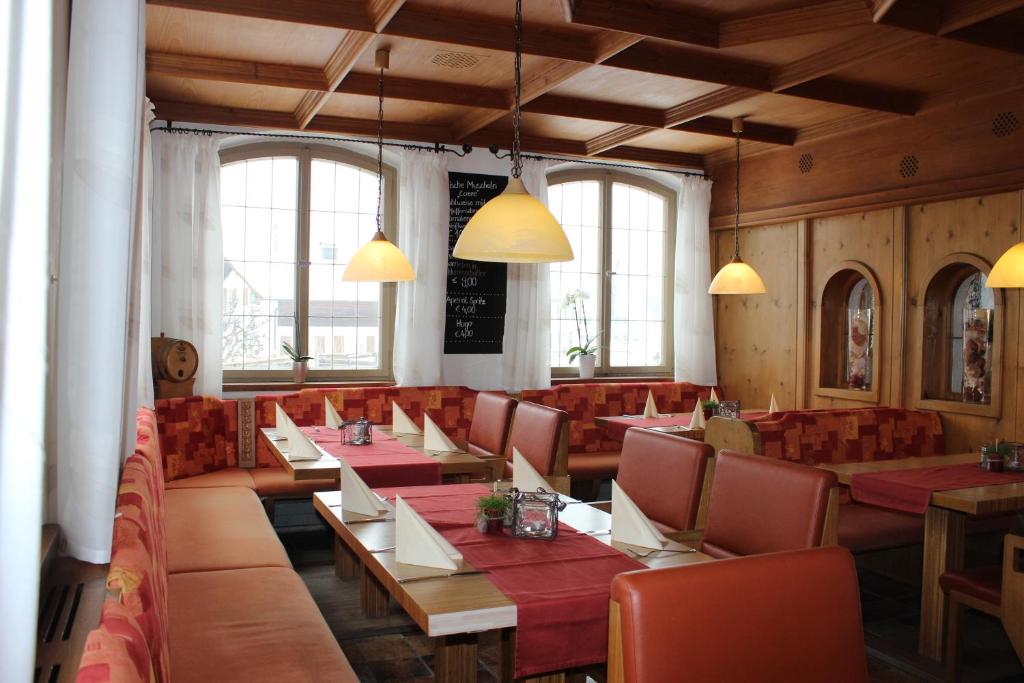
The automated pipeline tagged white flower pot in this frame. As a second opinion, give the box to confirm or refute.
[292,361,308,384]
[578,354,596,379]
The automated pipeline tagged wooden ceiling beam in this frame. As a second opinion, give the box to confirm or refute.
[586,125,652,155]
[663,87,761,127]
[719,0,871,47]
[147,0,376,31]
[338,72,509,109]
[939,0,1024,34]
[523,95,664,128]
[595,146,704,171]
[672,117,797,146]
[562,0,719,48]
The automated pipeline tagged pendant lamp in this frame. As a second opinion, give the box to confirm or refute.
[986,242,1024,288]
[451,0,573,263]
[708,118,766,295]
[343,49,415,282]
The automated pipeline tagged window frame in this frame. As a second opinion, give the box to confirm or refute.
[547,169,676,379]
[219,142,398,383]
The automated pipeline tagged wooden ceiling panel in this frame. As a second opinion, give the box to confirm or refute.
[354,35,517,89]
[627,127,733,155]
[709,91,865,129]
[547,66,722,110]
[426,0,579,25]
[649,0,828,21]
[318,91,482,125]
[493,112,624,142]
[147,74,304,113]
[146,5,343,67]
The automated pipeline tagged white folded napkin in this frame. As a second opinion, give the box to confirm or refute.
[338,456,388,517]
[423,414,459,452]
[688,402,706,429]
[709,387,719,404]
[395,496,463,570]
[769,393,779,414]
[643,390,659,418]
[325,398,343,429]
[512,447,551,493]
[286,430,323,462]
[611,480,668,550]
[392,402,422,435]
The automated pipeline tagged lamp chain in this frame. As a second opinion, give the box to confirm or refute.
[376,65,385,234]
[511,0,523,179]
[733,132,741,259]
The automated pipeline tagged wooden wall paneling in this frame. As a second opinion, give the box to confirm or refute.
[1018,189,1024,442]
[890,205,909,407]
[795,219,811,407]
[713,223,801,410]
[904,192,1022,452]
[807,209,896,408]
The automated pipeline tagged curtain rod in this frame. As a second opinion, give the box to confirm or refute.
[149,123,705,177]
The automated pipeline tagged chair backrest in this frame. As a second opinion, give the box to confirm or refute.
[616,429,712,533]
[1002,533,1024,662]
[702,450,837,558]
[503,401,569,478]
[704,416,760,457]
[608,546,868,683]
[467,392,517,458]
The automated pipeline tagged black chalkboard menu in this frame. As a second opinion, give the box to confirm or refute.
[444,172,508,354]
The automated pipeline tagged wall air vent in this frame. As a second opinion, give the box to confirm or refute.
[798,153,814,174]
[899,155,919,179]
[430,51,481,70]
[992,112,1020,138]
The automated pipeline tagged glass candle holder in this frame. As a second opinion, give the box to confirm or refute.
[511,490,567,541]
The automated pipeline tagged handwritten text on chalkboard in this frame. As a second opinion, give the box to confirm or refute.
[444,172,508,354]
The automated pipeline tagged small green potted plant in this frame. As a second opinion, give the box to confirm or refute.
[564,288,599,379]
[282,337,313,384]
[476,493,510,534]
[702,399,720,421]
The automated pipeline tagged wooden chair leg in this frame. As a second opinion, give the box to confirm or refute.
[945,596,963,683]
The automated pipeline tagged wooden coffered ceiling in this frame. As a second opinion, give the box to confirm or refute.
[146,0,1024,171]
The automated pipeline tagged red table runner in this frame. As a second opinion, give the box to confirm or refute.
[603,410,770,441]
[300,427,441,487]
[850,462,1024,514]
[375,484,644,678]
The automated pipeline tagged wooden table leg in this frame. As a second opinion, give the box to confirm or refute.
[919,506,966,660]
[434,633,479,683]
[359,564,390,618]
[334,536,358,579]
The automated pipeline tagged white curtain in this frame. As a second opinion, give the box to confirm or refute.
[152,132,224,396]
[0,0,54,676]
[502,160,553,392]
[120,98,155,454]
[55,0,145,563]
[674,176,718,386]
[393,149,448,385]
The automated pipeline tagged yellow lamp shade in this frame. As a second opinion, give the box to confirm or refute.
[708,257,767,295]
[452,177,573,263]
[986,242,1024,288]
[342,231,415,282]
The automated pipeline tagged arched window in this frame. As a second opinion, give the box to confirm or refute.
[921,260,997,405]
[818,263,879,397]
[547,171,675,375]
[219,144,396,382]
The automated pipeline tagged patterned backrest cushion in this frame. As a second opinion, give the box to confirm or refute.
[106,452,169,682]
[755,408,945,464]
[76,600,154,683]
[154,396,239,480]
[519,382,718,453]
[252,386,479,467]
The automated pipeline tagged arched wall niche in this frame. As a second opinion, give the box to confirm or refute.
[816,260,882,404]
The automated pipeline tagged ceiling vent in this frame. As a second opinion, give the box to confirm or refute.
[798,153,814,174]
[992,112,1020,138]
[899,155,919,179]
[430,51,481,70]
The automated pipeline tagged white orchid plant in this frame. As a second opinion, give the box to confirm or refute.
[563,288,599,364]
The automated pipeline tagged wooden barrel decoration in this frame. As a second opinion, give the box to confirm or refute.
[151,335,198,399]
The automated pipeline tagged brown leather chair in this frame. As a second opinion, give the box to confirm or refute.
[608,546,869,683]
[943,533,1024,680]
[615,428,712,537]
[701,450,838,558]
[502,401,569,484]
[467,392,517,459]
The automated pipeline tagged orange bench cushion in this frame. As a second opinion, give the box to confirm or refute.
[165,487,291,574]
[168,567,358,683]
[165,467,256,490]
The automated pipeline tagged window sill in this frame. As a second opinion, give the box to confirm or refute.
[915,397,1001,420]
[222,379,395,393]
[814,386,880,404]
[551,375,674,385]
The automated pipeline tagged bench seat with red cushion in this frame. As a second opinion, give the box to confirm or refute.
[519,381,717,480]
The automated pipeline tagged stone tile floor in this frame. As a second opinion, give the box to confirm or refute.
[274,499,1024,683]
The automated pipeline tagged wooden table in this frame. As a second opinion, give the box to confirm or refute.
[259,426,491,482]
[593,414,706,441]
[820,452,1024,660]
[314,490,713,682]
